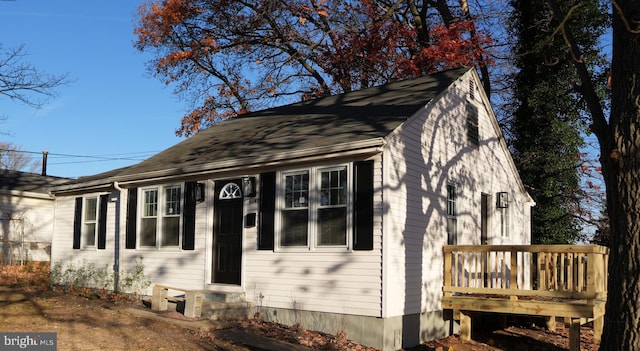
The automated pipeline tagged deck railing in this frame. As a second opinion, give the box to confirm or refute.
[443,245,609,301]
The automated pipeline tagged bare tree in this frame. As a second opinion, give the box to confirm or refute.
[0,142,37,172]
[0,44,68,111]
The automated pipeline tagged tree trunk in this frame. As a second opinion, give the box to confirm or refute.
[599,1,640,349]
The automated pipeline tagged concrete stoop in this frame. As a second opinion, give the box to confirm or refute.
[199,290,253,321]
[201,290,246,303]
[203,300,253,321]
[152,289,253,321]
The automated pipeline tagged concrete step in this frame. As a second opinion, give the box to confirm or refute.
[202,300,253,321]
[201,290,246,303]
[150,289,251,320]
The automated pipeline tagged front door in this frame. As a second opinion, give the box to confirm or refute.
[212,179,243,285]
[481,193,490,287]
[481,193,490,245]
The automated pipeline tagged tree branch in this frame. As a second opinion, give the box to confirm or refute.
[545,0,609,145]
[0,44,69,109]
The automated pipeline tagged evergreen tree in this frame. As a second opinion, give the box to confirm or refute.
[509,0,608,244]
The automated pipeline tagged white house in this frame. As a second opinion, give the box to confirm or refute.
[50,67,533,350]
[0,170,69,263]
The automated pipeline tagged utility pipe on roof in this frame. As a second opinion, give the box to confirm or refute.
[41,151,48,176]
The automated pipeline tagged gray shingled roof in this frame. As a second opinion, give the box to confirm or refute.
[58,67,470,190]
[0,170,70,194]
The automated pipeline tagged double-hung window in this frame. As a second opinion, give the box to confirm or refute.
[279,165,349,250]
[282,171,309,246]
[140,185,182,248]
[500,207,510,238]
[83,197,98,247]
[318,167,348,245]
[446,184,457,245]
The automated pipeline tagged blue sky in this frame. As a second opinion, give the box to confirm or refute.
[0,1,186,178]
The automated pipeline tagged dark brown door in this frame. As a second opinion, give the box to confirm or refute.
[213,179,243,285]
[481,193,490,245]
[481,193,490,287]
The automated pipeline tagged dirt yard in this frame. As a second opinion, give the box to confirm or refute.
[0,263,600,351]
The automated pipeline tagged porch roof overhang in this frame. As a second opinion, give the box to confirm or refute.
[51,138,386,194]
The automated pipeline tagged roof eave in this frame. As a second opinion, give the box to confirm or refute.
[118,138,386,186]
[54,138,386,192]
[0,188,55,200]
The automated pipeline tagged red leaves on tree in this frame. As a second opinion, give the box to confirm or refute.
[319,1,493,91]
[134,0,495,136]
[399,21,494,77]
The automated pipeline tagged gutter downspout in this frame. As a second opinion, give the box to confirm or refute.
[112,181,123,293]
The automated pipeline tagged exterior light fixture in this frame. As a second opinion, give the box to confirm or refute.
[497,192,509,208]
[195,183,205,202]
[242,176,256,197]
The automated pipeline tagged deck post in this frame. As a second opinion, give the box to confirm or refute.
[545,316,556,331]
[443,247,452,297]
[593,316,604,343]
[569,318,580,351]
[510,249,518,289]
[459,311,471,340]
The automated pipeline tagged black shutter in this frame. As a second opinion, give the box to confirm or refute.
[97,194,108,249]
[73,197,82,249]
[125,188,138,249]
[182,182,196,250]
[258,172,276,250]
[353,160,374,250]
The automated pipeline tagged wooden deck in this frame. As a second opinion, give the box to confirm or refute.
[442,244,608,351]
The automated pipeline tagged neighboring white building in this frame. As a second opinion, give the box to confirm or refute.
[0,170,69,263]
[50,67,534,351]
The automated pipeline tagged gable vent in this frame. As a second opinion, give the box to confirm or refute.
[469,79,475,101]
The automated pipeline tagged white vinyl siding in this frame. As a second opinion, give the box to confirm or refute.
[245,159,383,317]
[51,190,208,293]
[51,196,114,277]
[382,69,532,318]
[126,182,207,291]
[0,191,56,262]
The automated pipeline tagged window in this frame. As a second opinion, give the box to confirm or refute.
[73,195,107,250]
[282,170,309,246]
[220,182,242,199]
[83,197,98,247]
[318,167,348,245]
[500,207,510,237]
[278,165,349,249]
[466,103,479,146]
[447,184,457,245]
[140,185,182,248]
